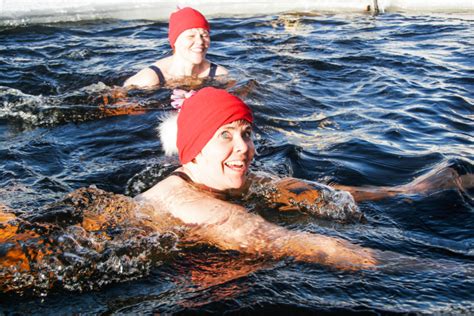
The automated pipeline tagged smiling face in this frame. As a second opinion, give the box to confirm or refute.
[188,120,254,191]
[174,28,210,65]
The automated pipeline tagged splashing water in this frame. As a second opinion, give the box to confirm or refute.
[245,171,364,222]
[0,187,180,296]
[0,11,473,314]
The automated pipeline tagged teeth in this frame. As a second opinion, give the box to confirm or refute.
[225,161,244,168]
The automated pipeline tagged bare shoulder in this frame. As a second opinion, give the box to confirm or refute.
[138,175,182,201]
[123,57,172,88]
[204,60,228,77]
[138,175,242,225]
[123,67,159,88]
[215,64,229,76]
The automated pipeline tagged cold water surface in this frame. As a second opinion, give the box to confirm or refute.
[0,12,473,314]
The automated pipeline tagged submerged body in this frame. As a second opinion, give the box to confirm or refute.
[123,7,227,88]
[0,168,366,295]
[0,169,368,295]
[138,168,375,269]
[0,187,180,294]
[4,87,474,295]
[0,160,471,294]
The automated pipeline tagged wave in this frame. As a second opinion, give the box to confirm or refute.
[0,187,180,296]
[0,84,169,126]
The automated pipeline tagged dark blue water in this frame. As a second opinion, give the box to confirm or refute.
[1,12,473,314]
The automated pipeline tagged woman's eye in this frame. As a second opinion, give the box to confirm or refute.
[220,131,232,139]
[243,130,252,139]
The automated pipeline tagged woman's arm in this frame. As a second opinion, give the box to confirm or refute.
[143,176,377,270]
[188,205,376,270]
[333,165,473,201]
[243,173,364,222]
[247,165,473,207]
[247,173,396,205]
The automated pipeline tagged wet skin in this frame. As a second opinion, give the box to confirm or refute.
[183,120,254,191]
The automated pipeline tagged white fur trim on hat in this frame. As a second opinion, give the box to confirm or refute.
[158,112,179,156]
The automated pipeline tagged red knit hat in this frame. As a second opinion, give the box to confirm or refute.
[177,87,253,164]
[168,7,210,49]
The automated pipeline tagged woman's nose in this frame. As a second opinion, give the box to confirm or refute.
[194,33,203,44]
[234,135,249,153]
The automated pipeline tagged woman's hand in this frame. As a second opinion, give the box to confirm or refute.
[284,233,377,270]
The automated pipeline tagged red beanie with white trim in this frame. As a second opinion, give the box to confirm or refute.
[177,87,253,164]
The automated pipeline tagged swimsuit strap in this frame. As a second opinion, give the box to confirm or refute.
[171,171,193,183]
[208,63,218,79]
[149,65,166,84]
[149,64,215,83]
[170,170,228,198]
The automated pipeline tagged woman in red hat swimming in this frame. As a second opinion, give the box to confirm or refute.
[140,87,474,269]
[124,7,228,88]
[2,87,472,294]
[139,87,378,269]
[0,88,375,295]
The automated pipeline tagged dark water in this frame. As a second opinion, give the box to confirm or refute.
[1,12,473,314]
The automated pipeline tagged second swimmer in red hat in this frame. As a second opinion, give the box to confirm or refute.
[124,7,228,88]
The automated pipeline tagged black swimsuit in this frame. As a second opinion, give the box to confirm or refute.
[149,65,166,84]
[171,171,228,199]
[149,63,218,85]
[171,171,194,183]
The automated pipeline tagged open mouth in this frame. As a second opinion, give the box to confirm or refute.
[224,160,246,172]
[191,47,206,53]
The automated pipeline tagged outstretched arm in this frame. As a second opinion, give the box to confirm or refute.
[333,165,473,202]
[141,176,377,270]
[188,205,376,270]
[247,165,473,207]
[98,85,165,117]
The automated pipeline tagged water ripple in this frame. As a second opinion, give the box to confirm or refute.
[0,12,473,314]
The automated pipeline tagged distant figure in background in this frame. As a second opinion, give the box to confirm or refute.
[123,7,228,88]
